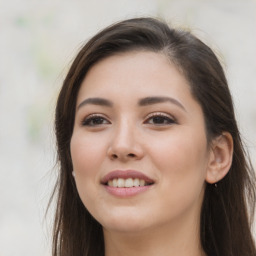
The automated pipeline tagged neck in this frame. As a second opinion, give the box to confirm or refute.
[103,214,206,256]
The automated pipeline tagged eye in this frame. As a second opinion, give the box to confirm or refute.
[145,113,176,126]
[81,114,110,127]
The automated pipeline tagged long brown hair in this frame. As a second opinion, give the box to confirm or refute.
[51,17,256,256]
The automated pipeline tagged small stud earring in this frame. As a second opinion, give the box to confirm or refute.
[72,171,75,177]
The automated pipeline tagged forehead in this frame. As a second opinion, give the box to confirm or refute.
[77,51,192,102]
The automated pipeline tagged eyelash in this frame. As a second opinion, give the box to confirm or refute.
[81,114,110,127]
[81,112,176,127]
[144,112,176,126]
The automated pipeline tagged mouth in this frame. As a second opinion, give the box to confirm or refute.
[107,178,153,188]
[101,170,155,188]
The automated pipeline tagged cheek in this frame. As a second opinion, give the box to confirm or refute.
[70,132,107,174]
[70,133,107,205]
[149,129,208,188]
[70,133,106,211]
[148,131,208,217]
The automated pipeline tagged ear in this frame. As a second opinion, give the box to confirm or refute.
[206,132,233,184]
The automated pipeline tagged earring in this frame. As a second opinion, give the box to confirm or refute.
[214,183,218,188]
[72,171,75,177]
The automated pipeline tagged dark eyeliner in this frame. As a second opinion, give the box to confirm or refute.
[145,112,176,125]
[81,114,110,127]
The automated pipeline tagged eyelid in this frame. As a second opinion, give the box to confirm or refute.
[80,113,111,126]
[145,112,176,120]
[144,112,177,125]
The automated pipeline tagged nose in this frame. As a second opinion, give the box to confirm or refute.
[107,121,144,162]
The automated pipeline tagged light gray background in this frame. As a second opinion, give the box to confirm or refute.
[0,0,255,255]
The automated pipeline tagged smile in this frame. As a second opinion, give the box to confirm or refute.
[107,178,152,188]
[101,170,154,197]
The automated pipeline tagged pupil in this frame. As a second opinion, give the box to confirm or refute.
[153,116,164,124]
[94,118,103,124]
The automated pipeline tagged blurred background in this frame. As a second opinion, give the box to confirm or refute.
[0,0,255,255]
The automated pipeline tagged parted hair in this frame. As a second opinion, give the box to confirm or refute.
[51,17,256,256]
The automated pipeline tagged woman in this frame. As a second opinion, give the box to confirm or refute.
[50,18,256,256]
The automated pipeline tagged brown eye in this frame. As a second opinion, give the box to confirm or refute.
[82,115,110,126]
[145,113,176,126]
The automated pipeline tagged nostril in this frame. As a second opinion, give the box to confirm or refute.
[112,154,118,159]
[111,153,136,159]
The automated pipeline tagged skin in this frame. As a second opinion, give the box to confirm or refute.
[70,51,232,256]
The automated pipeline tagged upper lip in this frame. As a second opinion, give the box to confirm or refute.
[101,170,155,185]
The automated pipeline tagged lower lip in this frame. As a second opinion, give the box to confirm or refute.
[104,185,152,197]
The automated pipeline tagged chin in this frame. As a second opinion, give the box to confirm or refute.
[103,221,149,234]
[98,209,151,233]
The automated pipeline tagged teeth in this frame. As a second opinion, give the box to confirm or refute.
[117,178,125,187]
[125,178,133,188]
[134,178,140,187]
[107,178,150,188]
[139,179,145,186]
[113,178,118,187]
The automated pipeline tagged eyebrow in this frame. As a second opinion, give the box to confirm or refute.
[138,96,186,112]
[77,96,186,112]
[77,97,113,109]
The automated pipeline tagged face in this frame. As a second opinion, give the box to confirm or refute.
[70,51,211,234]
